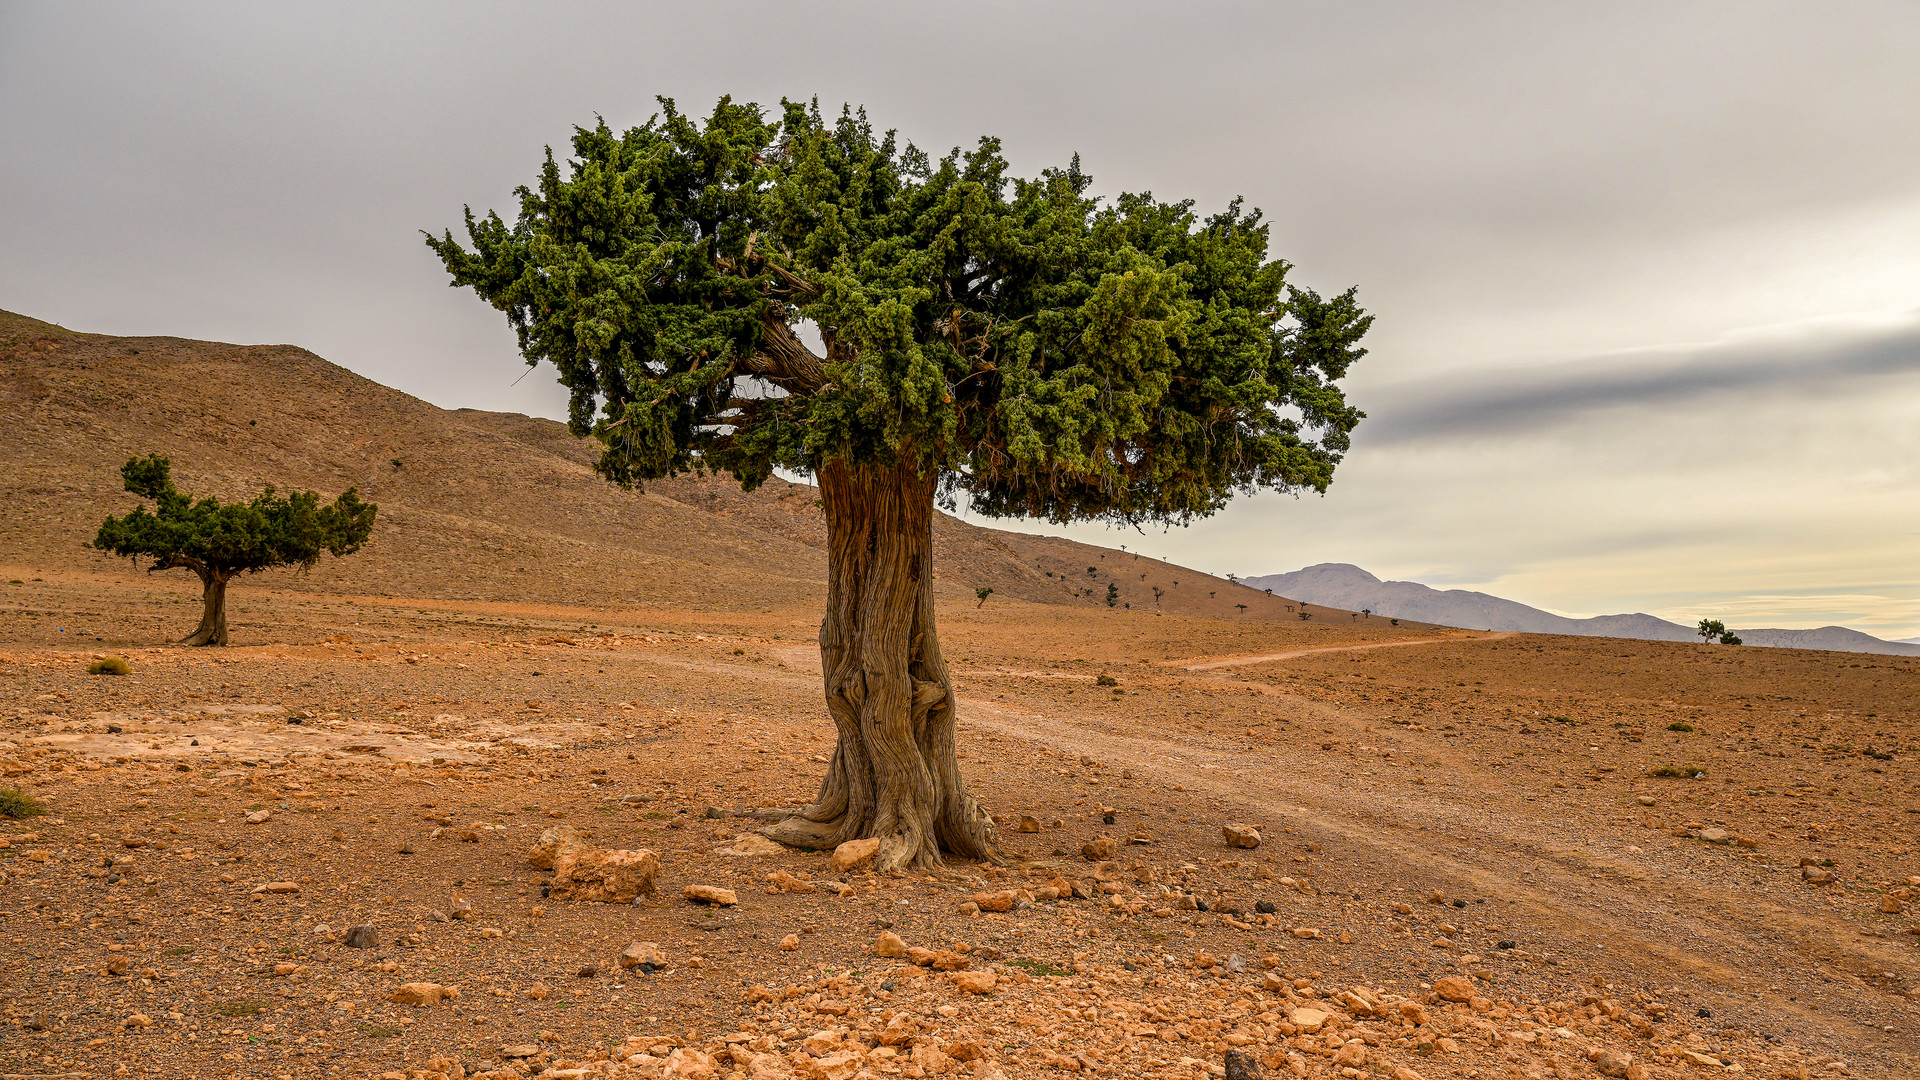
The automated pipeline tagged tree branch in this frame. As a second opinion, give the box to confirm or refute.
[745,312,828,393]
[148,553,209,581]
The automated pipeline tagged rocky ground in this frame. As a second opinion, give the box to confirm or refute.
[2,569,1916,1080]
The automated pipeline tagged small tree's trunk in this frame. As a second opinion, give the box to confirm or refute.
[181,570,231,646]
[766,459,1002,871]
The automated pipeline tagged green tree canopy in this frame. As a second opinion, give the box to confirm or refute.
[427,96,1370,870]
[93,455,376,645]
[426,96,1367,520]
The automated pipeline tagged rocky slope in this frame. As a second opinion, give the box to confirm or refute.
[0,309,1309,631]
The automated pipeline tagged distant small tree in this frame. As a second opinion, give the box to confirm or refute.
[1719,630,1742,646]
[1696,618,1727,645]
[93,455,375,646]
[974,586,993,608]
[1361,608,1371,618]
[1151,586,1163,604]
[1236,603,1248,613]
[1105,582,1120,608]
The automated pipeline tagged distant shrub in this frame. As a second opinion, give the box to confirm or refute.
[1096,674,1118,687]
[1647,763,1707,779]
[87,656,130,675]
[1666,721,1694,732]
[0,787,46,819]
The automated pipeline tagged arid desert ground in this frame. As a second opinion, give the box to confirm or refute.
[2,311,1917,1079]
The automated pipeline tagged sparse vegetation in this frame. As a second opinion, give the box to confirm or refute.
[1667,721,1694,732]
[1007,957,1072,978]
[1648,763,1708,779]
[1695,618,1742,645]
[1096,674,1118,687]
[975,586,993,608]
[0,787,46,819]
[87,656,130,675]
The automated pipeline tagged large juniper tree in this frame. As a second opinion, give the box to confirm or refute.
[93,455,377,646]
[427,97,1369,869]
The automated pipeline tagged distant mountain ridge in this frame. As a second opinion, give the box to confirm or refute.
[1242,563,1920,657]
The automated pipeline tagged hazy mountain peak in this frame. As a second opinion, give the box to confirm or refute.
[1242,564,1920,657]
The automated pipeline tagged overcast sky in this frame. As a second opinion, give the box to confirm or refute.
[5,1,1918,638]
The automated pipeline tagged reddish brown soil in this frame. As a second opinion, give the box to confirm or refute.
[1,312,1916,1079]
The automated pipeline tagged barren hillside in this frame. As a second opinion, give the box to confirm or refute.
[0,310,1322,634]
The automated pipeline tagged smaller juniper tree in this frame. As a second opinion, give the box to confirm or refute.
[93,455,376,646]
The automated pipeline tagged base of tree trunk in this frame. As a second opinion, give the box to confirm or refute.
[764,460,1003,872]
[179,572,230,646]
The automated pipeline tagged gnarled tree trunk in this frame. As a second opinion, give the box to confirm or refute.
[181,570,231,646]
[765,459,1002,871]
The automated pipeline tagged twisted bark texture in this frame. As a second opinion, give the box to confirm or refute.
[182,569,231,646]
[765,460,1002,871]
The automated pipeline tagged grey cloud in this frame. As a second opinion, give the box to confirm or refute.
[1359,314,1920,445]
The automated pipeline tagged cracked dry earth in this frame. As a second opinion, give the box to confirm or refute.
[1,574,1917,1080]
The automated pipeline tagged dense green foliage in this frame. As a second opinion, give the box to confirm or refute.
[427,96,1369,526]
[93,455,376,579]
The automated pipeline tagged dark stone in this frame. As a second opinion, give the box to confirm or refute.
[880,979,896,992]
[703,806,726,820]
[106,873,121,884]
[1496,940,1516,950]
[1451,899,1467,908]
[343,924,379,949]
[1224,1048,1262,1079]
[1696,1008,1712,1018]
[287,718,302,725]
[1120,960,1138,971]
[190,739,198,746]
[576,965,598,978]
[1102,814,1116,825]
[106,725,122,734]
[1195,899,1210,911]
[1255,900,1276,914]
